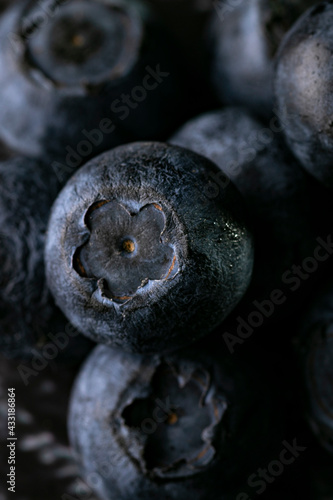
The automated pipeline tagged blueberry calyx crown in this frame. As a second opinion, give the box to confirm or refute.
[20,0,143,87]
[117,362,227,479]
[74,199,178,303]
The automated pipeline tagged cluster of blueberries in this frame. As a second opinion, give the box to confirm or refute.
[1,0,333,498]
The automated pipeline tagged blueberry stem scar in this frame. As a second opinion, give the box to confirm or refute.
[122,239,136,254]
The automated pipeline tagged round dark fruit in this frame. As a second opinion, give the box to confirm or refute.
[275,2,333,187]
[207,0,315,118]
[171,107,320,318]
[45,142,254,354]
[68,340,283,500]
[0,0,184,164]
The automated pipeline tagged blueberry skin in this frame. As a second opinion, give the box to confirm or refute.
[208,0,315,118]
[298,280,333,454]
[68,340,282,500]
[0,0,184,162]
[275,2,333,188]
[45,142,254,354]
[0,156,56,358]
[0,156,93,360]
[171,108,320,315]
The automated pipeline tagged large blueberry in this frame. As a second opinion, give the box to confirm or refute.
[68,340,283,500]
[45,142,254,353]
[275,2,333,187]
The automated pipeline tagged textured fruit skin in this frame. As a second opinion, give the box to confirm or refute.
[298,280,333,454]
[0,156,55,358]
[0,156,93,360]
[171,108,320,315]
[68,340,282,500]
[275,2,333,188]
[208,0,314,118]
[45,142,254,354]
[0,0,184,163]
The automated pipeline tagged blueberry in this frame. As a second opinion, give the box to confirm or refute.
[68,339,283,500]
[298,279,333,454]
[275,2,333,187]
[208,0,315,118]
[0,0,184,165]
[171,107,321,319]
[0,156,93,360]
[45,142,254,354]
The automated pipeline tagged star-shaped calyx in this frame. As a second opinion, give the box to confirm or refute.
[74,200,178,302]
[120,363,227,479]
